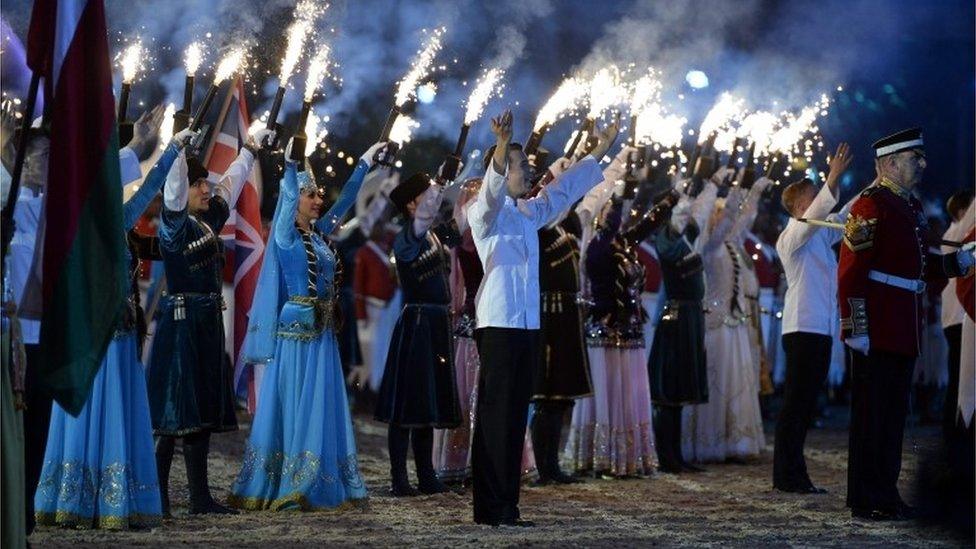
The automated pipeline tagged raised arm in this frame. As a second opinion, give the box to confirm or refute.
[576,146,634,230]
[703,185,744,254]
[316,141,386,235]
[273,160,302,249]
[412,182,445,238]
[160,147,192,250]
[622,190,680,246]
[123,142,180,230]
[468,112,514,237]
[730,177,773,240]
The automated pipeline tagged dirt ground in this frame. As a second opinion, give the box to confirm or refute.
[30,408,972,548]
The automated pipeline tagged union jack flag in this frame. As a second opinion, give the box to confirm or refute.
[201,76,265,413]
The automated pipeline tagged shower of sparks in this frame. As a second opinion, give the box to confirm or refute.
[303,110,330,156]
[159,103,176,149]
[279,0,324,85]
[628,70,662,115]
[248,110,270,137]
[768,94,832,157]
[534,77,587,131]
[394,28,445,107]
[214,47,247,83]
[119,40,145,83]
[464,68,504,125]
[698,92,745,145]
[389,114,420,144]
[736,111,778,155]
[586,65,627,119]
[184,42,204,75]
[635,105,687,149]
[304,45,331,103]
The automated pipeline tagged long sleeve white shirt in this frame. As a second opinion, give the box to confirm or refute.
[776,183,850,336]
[468,155,604,329]
[941,200,976,328]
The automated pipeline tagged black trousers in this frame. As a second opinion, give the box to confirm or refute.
[847,348,914,511]
[943,324,962,435]
[23,344,51,536]
[773,332,832,489]
[472,327,539,524]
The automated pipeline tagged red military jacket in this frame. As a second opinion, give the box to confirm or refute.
[636,241,663,293]
[353,239,397,320]
[744,233,781,289]
[838,178,964,357]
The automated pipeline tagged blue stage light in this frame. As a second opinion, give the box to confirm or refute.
[686,70,709,89]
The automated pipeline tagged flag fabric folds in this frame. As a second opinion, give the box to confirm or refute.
[23,0,127,415]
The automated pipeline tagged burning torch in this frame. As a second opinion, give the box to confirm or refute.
[117,41,143,147]
[190,47,246,132]
[174,42,203,133]
[267,5,317,138]
[441,67,503,182]
[377,28,444,167]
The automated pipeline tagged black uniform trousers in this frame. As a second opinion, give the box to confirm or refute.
[773,332,832,489]
[23,344,51,536]
[847,348,914,512]
[472,327,539,524]
[943,324,962,435]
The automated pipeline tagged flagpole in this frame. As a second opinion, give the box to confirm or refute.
[1,71,41,280]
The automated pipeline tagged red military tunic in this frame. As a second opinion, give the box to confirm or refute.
[744,233,781,289]
[636,241,663,293]
[353,239,397,320]
[838,178,964,357]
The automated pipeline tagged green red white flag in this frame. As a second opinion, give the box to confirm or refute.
[23,0,127,415]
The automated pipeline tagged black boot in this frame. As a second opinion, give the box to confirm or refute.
[183,432,237,514]
[414,428,450,494]
[654,406,681,473]
[155,436,176,517]
[546,405,580,484]
[389,425,418,497]
[672,407,704,473]
[530,408,552,486]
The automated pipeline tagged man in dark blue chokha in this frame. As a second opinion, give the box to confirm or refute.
[147,128,274,515]
[375,172,461,497]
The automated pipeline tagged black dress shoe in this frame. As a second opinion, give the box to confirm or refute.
[418,477,452,495]
[551,469,583,484]
[531,475,553,487]
[501,519,536,527]
[657,462,683,474]
[390,483,420,497]
[851,508,906,521]
[775,483,827,494]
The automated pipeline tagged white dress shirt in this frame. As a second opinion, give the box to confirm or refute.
[468,155,604,329]
[776,183,850,336]
[941,200,976,328]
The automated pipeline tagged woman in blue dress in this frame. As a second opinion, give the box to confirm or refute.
[34,128,196,529]
[228,138,385,511]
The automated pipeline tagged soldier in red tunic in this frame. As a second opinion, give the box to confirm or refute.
[838,128,975,520]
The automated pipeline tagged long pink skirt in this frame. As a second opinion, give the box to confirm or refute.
[433,336,535,482]
[564,345,656,477]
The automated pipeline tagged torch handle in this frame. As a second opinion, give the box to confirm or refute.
[189,84,219,132]
[629,114,637,147]
[380,105,401,141]
[183,75,194,114]
[524,123,550,156]
[266,86,287,130]
[118,82,131,122]
[563,118,593,160]
[764,151,782,178]
[453,124,470,157]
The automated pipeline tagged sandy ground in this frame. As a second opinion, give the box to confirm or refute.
[30,409,971,548]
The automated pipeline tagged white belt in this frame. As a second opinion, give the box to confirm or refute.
[868,270,925,293]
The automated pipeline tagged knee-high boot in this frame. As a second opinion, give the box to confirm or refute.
[413,428,449,494]
[154,436,176,516]
[546,404,580,484]
[388,425,417,497]
[183,432,237,514]
[530,408,551,485]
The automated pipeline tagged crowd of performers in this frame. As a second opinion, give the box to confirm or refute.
[2,91,975,538]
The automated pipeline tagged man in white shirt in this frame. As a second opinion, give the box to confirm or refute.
[772,143,852,494]
[940,190,974,437]
[467,110,616,526]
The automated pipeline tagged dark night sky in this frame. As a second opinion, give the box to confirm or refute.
[2,0,973,209]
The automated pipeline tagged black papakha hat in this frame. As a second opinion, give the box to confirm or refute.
[873,127,923,158]
[390,172,431,215]
[186,156,210,184]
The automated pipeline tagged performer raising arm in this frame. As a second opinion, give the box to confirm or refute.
[467,110,617,526]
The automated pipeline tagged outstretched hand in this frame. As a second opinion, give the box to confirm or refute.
[128,104,166,157]
[490,110,513,173]
[826,142,852,192]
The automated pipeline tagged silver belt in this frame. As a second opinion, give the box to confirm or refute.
[868,270,925,293]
